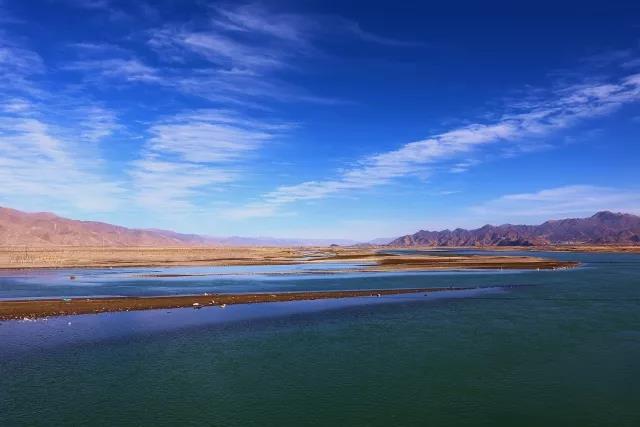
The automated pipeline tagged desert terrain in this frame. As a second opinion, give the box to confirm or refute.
[0,287,473,320]
[0,245,579,270]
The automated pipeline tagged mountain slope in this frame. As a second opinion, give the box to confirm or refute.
[0,206,357,247]
[0,207,217,246]
[390,211,640,247]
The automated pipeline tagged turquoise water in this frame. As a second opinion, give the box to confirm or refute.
[1,251,639,426]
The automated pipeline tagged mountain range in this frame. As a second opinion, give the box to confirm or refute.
[2,206,639,247]
[390,211,640,246]
[0,206,356,247]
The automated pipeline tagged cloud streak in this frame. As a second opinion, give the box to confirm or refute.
[235,70,640,217]
[0,34,124,213]
[131,109,288,210]
[5,3,389,218]
[472,185,640,219]
[0,112,124,212]
[63,58,162,83]
[60,3,416,106]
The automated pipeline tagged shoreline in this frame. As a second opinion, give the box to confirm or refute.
[385,245,640,253]
[0,246,580,270]
[0,287,467,320]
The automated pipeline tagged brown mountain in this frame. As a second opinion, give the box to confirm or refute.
[0,206,219,246]
[0,206,357,247]
[389,211,640,247]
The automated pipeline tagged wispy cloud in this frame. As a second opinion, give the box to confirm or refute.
[340,20,422,47]
[75,105,119,142]
[235,70,640,217]
[4,2,402,219]
[55,0,130,20]
[4,1,637,238]
[0,34,45,96]
[146,109,288,162]
[0,42,43,75]
[131,109,288,210]
[0,35,124,213]
[130,157,235,211]
[0,113,124,212]
[61,0,112,10]
[212,3,308,42]
[210,3,417,48]
[143,8,311,105]
[472,185,640,219]
[66,3,414,105]
[63,58,162,83]
[149,26,286,70]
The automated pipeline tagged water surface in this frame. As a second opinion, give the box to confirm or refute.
[1,251,639,426]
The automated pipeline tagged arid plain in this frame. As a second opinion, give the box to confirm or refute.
[0,245,580,320]
[0,245,581,270]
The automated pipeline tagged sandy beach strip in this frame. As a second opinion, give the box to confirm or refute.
[0,246,579,270]
[0,287,469,320]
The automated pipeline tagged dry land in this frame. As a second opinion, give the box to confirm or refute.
[0,246,579,270]
[364,255,575,271]
[0,288,465,320]
[0,246,302,269]
[385,245,640,253]
[0,246,584,320]
[539,245,640,253]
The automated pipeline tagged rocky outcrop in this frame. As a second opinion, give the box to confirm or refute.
[389,211,640,247]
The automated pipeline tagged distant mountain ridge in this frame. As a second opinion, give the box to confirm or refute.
[4,206,639,248]
[0,207,215,246]
[389,211,640,247]
[0,206,355,247]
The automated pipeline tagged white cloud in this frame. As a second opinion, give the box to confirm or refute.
[212,3,307,42]
[150,27,285,70]
[76,105,119,141]
[66,0,111,10]
[0,37,124,213]
[43,3,405,112]
[211,3,417,47]
[146,110,278,163]
[0,97,31,113]
[471,185,640,220]
[140,3,414,105]
[234,70,640,218]
[0,114,124,212]
[340,20,422,47]
[131,109,288,210]
[0,36,45,96]
[0,43,44,75]
[56,0,130,21]
[64,58,162,83]
[130,158,235,211]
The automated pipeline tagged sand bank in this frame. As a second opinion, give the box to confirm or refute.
[0,246,578,271]
[1,287,467,320]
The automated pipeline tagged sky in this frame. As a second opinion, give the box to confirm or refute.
[1,0,639,241]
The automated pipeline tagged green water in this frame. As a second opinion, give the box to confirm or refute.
[1,251,639,426]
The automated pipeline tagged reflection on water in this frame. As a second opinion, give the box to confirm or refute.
[0,287,502,356]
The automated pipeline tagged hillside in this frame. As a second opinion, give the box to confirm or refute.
[390,211,640,247]
[0,207,217,246]
[0,206,356,247]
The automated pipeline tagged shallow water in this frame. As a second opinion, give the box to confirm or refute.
[1,251,639,426]
[0,258,556,299]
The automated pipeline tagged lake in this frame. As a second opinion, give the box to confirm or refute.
[1,250,639,426]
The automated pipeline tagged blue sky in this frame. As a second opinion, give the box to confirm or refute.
[1,0,639,240]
